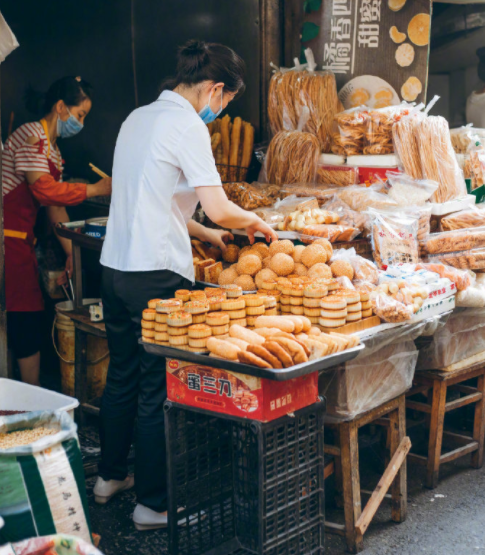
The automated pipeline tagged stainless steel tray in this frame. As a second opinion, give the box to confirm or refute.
[140,339,364,381]
[195,281,257,294]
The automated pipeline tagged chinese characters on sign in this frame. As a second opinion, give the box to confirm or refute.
[187,373,233,398]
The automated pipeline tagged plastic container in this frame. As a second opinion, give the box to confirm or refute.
[165,399,325,555]
[0,378,79,420]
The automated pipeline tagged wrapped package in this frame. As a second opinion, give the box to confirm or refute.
[321,195,369,235]
[368,208,420,267]
[440,205,485,231]
[463,139,485,190]
[450,125,485,154]
[320,322,425,419]
[278,206,340,232]
[317,164,359,187]
[337,184,398,212]
[330,247,379,286]
[456,286,485,307]
[370,292,413,323]
[385,171,438,206]
[426,248,485,271]
[415,116,467,203]
[3,535,104,555]
[300,224,361,243]
[222,182,281,210]
[392,111,425,180]
[417,307,485,369]
[331,106,369,156]
[415,262,474,291]
[424,227,485,254]
[364,104,413,155]
[0,412,92,544]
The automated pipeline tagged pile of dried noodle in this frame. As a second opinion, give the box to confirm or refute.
[331,108,369,156]
[364,106,411,155]
[392,115,424,180]
[416,116,467,203]
[268,70,340,152]
[266,130,320,186]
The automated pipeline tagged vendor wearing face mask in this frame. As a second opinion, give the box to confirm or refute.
[95,40,277,530]
[2,76,112,385]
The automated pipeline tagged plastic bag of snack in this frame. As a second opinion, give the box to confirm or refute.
[368,208,420,268]
[398,204,432,257]
[424,226,485,254]
[222,182,280,211]
[440,205,485,231]
[317,164,359,187]
[364,103,413,156]
[300,224,361,244]
[385,171,438,206]
[321,195,369,233]
[330,247,379,285]
[337,184,399,212]
[370,291,413,323]
[280,183,341,201]
[425,248,485,271]
[450,124,485,154]
[464,137,485,190]
[251,208,285,225]
[392,109,426,180]
[331,106,370,156]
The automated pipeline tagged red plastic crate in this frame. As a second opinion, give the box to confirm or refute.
[166,358,319,422]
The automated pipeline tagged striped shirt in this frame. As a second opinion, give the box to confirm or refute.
[2,121,63,196]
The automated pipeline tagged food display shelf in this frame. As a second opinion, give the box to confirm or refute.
[140,339,364,381]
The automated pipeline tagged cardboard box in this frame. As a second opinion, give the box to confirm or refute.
[166,359,319,422]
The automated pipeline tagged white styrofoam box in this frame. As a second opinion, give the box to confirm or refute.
[410,295,456,323]
[379,268,440,285]
[346,154,399,167]
[319,153,346,165]
[0,379,79,420]
[430,195,476,216]
[425,278,456,301]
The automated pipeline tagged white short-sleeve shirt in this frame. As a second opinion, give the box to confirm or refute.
[100,90,222,281]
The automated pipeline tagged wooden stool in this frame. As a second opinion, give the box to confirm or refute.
[406,361,485,489]
[324,395,410,553]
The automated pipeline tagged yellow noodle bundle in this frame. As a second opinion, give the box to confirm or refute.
[392,115,424,180]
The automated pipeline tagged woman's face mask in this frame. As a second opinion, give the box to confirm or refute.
[57,108,84,139]
[198,88,223,124]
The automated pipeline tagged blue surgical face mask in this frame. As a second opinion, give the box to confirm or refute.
[198,88,223,124]
[57,109,84,139]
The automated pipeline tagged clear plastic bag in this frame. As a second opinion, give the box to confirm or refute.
[450,125,485,154]
[331,106,369,156]
[385,171,438,205]
[370,292,414,322]
[464,138,485,190]
[368,208,420,268]
[426,248,485,270]
[7,535,104,555]
[300,224,361,244]
[417,307,485,369]
[330,247,379,285]
[317,164,359,187]
[321,195,369,234]
[440,205,485,231]
[364,104,413,155]
[392,111,426,180]
[222,182,281,210]
[336,184,398,212]
[424,226,485,254]
[415,262,474,291]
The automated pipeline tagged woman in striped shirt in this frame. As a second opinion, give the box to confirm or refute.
[2,76,111,385]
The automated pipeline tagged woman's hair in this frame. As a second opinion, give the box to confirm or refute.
[162,39,246,95]
[25,76,94,116]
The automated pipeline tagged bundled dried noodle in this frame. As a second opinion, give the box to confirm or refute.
[364,105,411,155]
[331,107,369,156]
[392,114,424,180]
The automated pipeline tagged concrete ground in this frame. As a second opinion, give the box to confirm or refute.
[83,421,485,555]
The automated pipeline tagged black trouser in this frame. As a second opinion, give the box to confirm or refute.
[99,267,191,512]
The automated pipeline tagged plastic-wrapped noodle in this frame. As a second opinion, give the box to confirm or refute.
[392,114,424,180]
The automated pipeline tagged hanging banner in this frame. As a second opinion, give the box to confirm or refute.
[303,0,432,108]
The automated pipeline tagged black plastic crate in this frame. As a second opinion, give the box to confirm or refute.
[165,399,326,555]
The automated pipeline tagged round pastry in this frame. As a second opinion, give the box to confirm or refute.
[230,318,247,327]
[346,312,362,322]
[269,239,294,258]
[330,260,354,280]
[290,284,304,297]
[155,313,168,324]
[289,296,303,306]
[308,263,332,280]
[240,249,263,262]
[334,290,360,304]
[141,320,155,330]
[208,295,226,311]
[321,296,347,310]
[218,267,239,286]
[221,284,243,297]
[347,302,362,313]
[361,300,372,311]
[254,268,278,290]
[237,254,262,277]
[320,308,347,319]
[189,291,206,300]
[154,331,169,342]
[320,278,338,291]
[262,256,272,269]
[228,309,247,320]
[280,295,291,306]
[313,238,333,261]
[263,296,276,308]
[270,253,295,277]
[291,306,304,315]
[246,305,265,316]
[303,297,322,308]
[188,337,209,349]
[167,311,192,327]
[280,304,292,313]
[234,275,256,292]
[246,316,258,327]
[175,290,191,302]
[251,242,270,258]
[238,245,252,259]
[303,307,321,318]
[187,345,209,353]
[156,299,183,313]
[211,324,230,335]
[188,324,212,339]
[184,300,209,314]
[168,325,190,336]
[142,308,156,321]
[148,299,162,309]
[204,287,224,297]
[221,298,245,311]
[319,317,346,328]
[362,308,373,318]
[169,334,189,346]
[301,244,327,268]
[222,244,240,263]
[293,263,308,276]
[292,244,306,264]
[262,279,278,291]
[154,322,168,332]
[359,291,370,303]
[265,308,278,316]
[192,314,207,324]
[304,284,328,298]
[206,312,230,326]
[306,315,320,324]
[244,294,264,307]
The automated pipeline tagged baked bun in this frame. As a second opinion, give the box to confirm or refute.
[218,267,239,286]
[262,256,272,269]
[301,244,327,268]
[237,254,262,277]
[255,268,278,290]
[240,249,263,261]
[331,260,354,280]
[308,263,332,280]
[234,274,256,291]
[238,245,252,259]
[252,243,270,258]
[313,238,333,260]
[270,253,295,276]
[269,239,295,257]
[222,244,240,263]
[294,263,308,276]
[292,245,306,263]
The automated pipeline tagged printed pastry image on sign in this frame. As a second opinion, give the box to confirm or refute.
[303,0,432,108]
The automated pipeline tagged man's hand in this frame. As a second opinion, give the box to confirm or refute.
[245,220,278,245]
[202,228,234,252]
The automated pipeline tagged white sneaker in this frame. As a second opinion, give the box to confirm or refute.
[133,504,203,531]
[93,475,134,504]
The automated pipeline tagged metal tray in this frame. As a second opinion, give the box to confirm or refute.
[195,280,257,294]
[140,339,364,381]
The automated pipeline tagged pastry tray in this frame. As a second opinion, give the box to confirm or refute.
[195,280,257,295]
[140,339,364,381]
